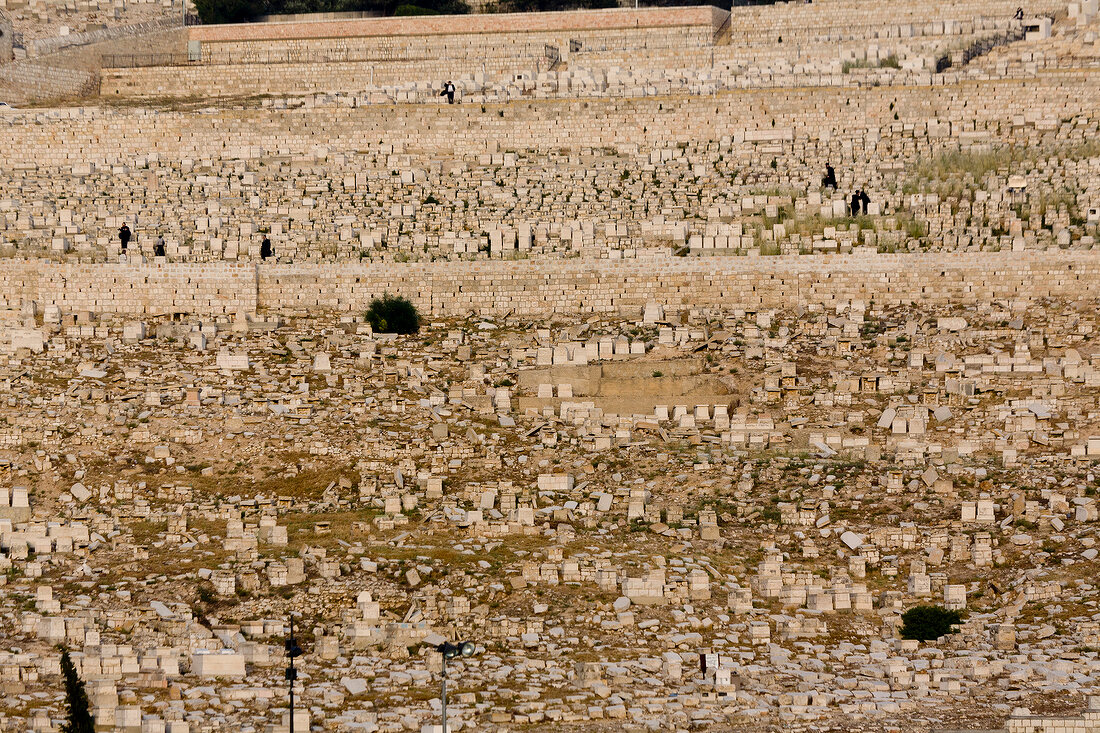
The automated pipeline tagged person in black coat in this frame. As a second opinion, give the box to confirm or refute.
[118,224,131,253]
[260,235,273,260]
[440,80,456,104]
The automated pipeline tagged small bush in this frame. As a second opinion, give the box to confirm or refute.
[900,605,962,641]
[196,584,217,606]
[365,293,421,335]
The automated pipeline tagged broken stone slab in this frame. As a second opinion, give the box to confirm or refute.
[70,483,92,502]
[840,531,864,550]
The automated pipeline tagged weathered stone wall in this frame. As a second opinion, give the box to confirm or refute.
[256,252,1100,315]
[0,261,257,315]
[102,8,718,98]
[0,57,95,102]
[196,25,712,63]
[0,22,184,103]
[14,76,1100,164]
[0,253,1095,317]
[1005,708,1100,732]
[103,56,545,98]
[27,15,182,58]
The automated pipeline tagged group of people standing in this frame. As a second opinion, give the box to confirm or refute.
[822,163,873,216]
[117,225,276,260]
[117,224,167,257]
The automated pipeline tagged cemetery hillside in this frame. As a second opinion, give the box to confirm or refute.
[0,0,1099,731]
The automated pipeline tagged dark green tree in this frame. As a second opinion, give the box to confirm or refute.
[365,293,421,334]
[193,0,468,22]
[58,648,95,733]
[900,605,963,642]
[193,0,269,24]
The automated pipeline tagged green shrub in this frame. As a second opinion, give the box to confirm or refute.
[900,605,962,641]
[365,293,421,335]
[196,584,217,606]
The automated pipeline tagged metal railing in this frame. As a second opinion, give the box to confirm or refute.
[934,26,1026,73]
[101,52,194,68]
[544,43,561,71]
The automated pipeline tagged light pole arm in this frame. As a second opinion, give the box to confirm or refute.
[441,655,448,733]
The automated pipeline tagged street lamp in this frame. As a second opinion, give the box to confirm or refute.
[436,640,475,733]
[285,617,304,733]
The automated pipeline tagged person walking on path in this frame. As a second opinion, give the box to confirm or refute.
[440,80,456,104]
[154,235,166,258]
[822,163,837,190]
[118,224,131,254]
[859,189,870,216]
[260,235,273,260]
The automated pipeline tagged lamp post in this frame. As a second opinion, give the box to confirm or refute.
[436,640,475,733]
[285,617,303,733]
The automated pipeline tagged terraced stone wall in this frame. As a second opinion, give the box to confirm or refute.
[0,253,1096,317]
[15,77,1100,165]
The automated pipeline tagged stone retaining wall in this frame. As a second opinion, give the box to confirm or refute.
[17,76,1100,164]
[1004,708,1100,732]
[0,262,257,315]
[0,58,96,103]
[103,57,545,98]
[0,253,1095,317]
[27,15,182,58]
[195,24,710,64]
[0,23,185,103]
